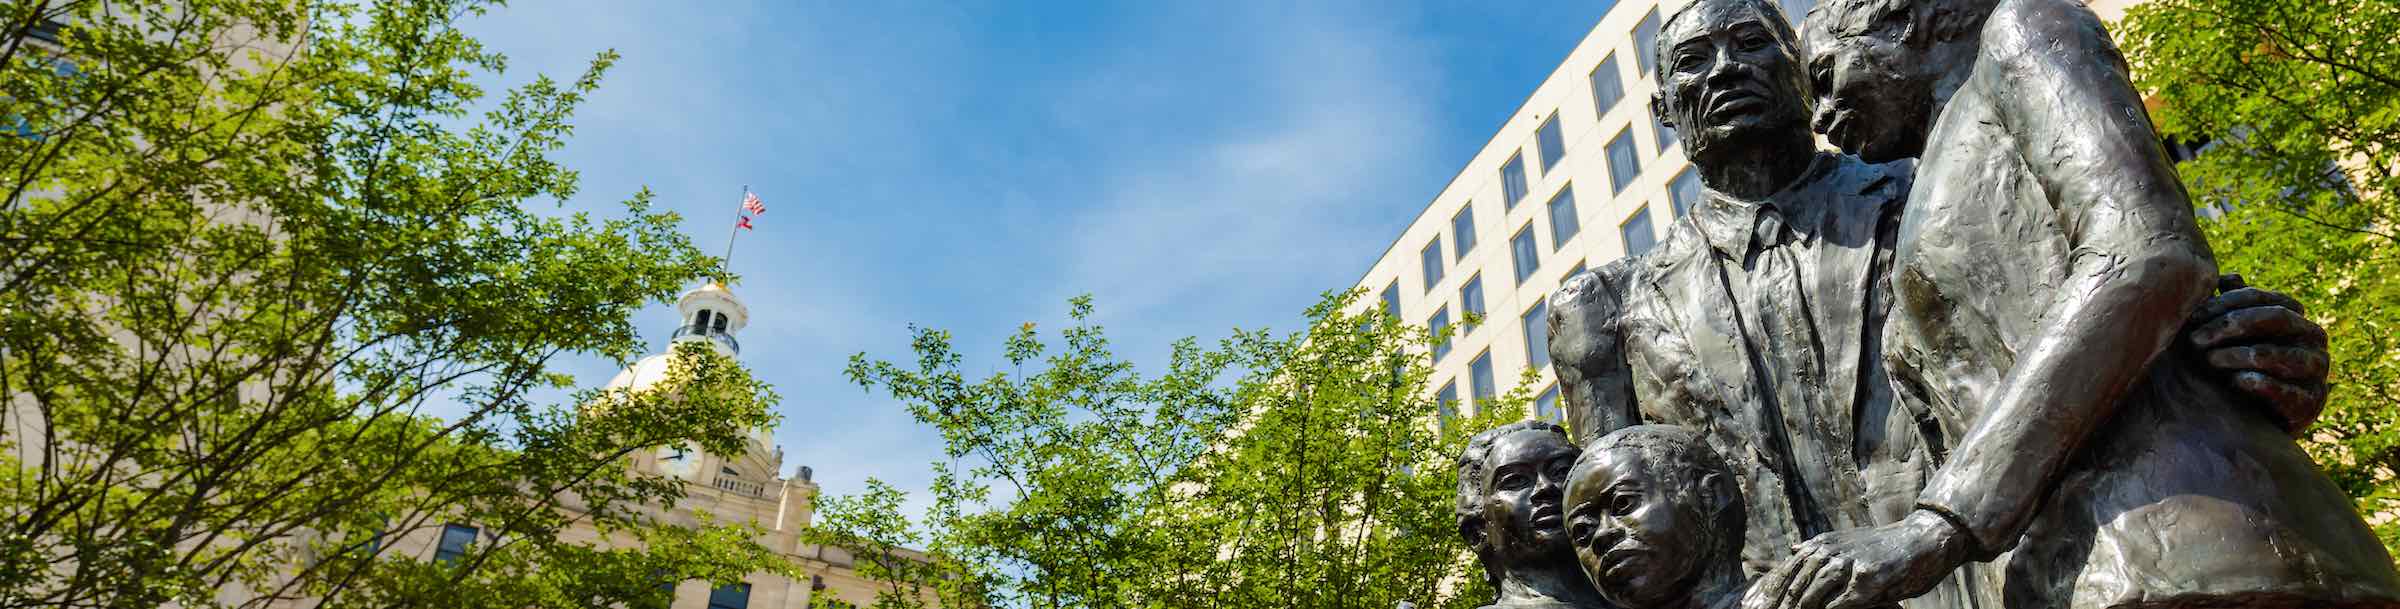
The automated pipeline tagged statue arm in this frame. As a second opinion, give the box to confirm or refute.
[1915,0,2219,557]
[1548,259,1644,445]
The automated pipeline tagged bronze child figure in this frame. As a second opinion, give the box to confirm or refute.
[1565,425,1751,609]
[1457,421,1612,609]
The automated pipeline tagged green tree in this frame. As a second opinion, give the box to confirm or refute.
[803,478,956,609]
[0,1,792,607]
[834,292,1524,609]
[2120,0,2400,549]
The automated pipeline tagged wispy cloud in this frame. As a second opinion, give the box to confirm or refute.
[459,0,1599,523]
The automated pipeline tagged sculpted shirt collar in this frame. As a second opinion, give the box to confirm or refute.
[1690,152,1838,260]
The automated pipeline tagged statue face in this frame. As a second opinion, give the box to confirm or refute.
[1653,0,1813,160]
[1477,429,1579,562]
[1804,1,1938,162]
[1565,448,1710,609]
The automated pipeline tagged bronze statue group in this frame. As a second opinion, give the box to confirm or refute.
[1456,0,2400,608]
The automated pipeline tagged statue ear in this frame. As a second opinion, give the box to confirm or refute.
[1650,92,1674,130]
[1460,517,1486,548]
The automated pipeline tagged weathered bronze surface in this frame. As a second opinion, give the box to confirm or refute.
[1457,421,1613,609]
[1525,0,2390,608]
[1566,425,1749,609]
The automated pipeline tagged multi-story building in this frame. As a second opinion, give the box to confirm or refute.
[1350,0,2142,428]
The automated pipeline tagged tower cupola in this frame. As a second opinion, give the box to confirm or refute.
[671,281,747,356]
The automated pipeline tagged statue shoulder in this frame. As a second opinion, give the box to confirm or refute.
[1979,0,2121,71]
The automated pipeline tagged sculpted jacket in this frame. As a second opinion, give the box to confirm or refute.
[1548,152,1934,577]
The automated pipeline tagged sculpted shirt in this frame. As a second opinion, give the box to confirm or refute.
[1552,153,1930,577]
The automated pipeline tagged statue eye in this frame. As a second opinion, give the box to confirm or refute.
[1611,493,1641,515]
[1674,52,1706,73]
[1570,520,1596,545]
[1499,472,1531,490]
[1738,30,1780,54]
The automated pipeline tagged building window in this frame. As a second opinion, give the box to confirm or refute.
[1567,260,1587,281]
[1452,204,1478,257]
[694,309,713,330]
[1460,275,1486,334]
[1470,350,1498,403]
[1535,384,1563,424]
[1783,0,1817,23]
[1437,382,1460,430]
[1502,152,1530,208]
[1547,187,1581,249]
[1428,307,1453,361]
[1536,115,1566,173]
[1380,282,1401,318]
[1622,207,1658,257]
[1634,9,1663,78]
[1421,237,1445,291]
[435,523,477,565]
[708,582,751,609]
[1511,224,1541,284]
[1522,300,1551,371]
[1669,168,1702,218]
[1607,129,1641,195]
[1591,55,1624,116]
[711,313,729,333]
[1654,110,1677,155]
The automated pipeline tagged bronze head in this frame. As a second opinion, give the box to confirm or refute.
[1803,0,2000,161]
[1648,0,1814,166]
[1565,425,1743,609]
[1457,420,1580,590]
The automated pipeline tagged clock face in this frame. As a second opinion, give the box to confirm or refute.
[656,446,698,480]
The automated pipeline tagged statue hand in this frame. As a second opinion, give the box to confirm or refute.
[1740,510,1968,609]
[2186,274,2329,434]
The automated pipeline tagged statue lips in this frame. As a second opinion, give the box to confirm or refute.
[1705,89,1770,122]
[1598,546,1648,581]
[1531,504,1565,532]
[1820,108,1857,152]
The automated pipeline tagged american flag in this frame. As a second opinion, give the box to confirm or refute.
[741,191,766,215]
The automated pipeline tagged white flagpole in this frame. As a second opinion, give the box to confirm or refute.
[720,184,747,281]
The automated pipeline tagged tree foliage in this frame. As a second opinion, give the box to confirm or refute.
[0,1,791,607]
[830,292,1526,609]
[2120,0,2400,548]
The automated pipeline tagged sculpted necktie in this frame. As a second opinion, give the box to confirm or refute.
[1747,204,1837,536]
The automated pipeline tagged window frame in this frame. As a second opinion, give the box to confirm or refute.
[1452,204,1478,257]
[1590,54,1625,117]
[1459,274,1486,335]
[1510,223,1542,284]
[1546,186,1581,250]
[1428,306,1453,361]
[707,582,752,609]
[1522,299,1552,372]
[1469,349,1498,404]
[1502,152,1530,208]
[1606,127,1641,195]
[1669,167,1702,219]
[1621,205,1658,257]
[434,523,478,565]
[1536,115,1566,174]
[1420,236,1445,292]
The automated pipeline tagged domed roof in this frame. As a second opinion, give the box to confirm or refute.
[604,352,675,393]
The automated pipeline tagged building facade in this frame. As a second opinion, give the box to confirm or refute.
[576,282,932,609]
[1350,0,2140,428]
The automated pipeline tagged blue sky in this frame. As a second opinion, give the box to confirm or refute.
[461,0,1616,517]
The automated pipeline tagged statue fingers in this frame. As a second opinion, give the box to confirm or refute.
[1793,557,1853,609]
[2189,304,2325,350]
[2232,371,2327,434]
[1748,546,1827,609]
[2208,344,2331,380]
[2194,284,2305,322]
